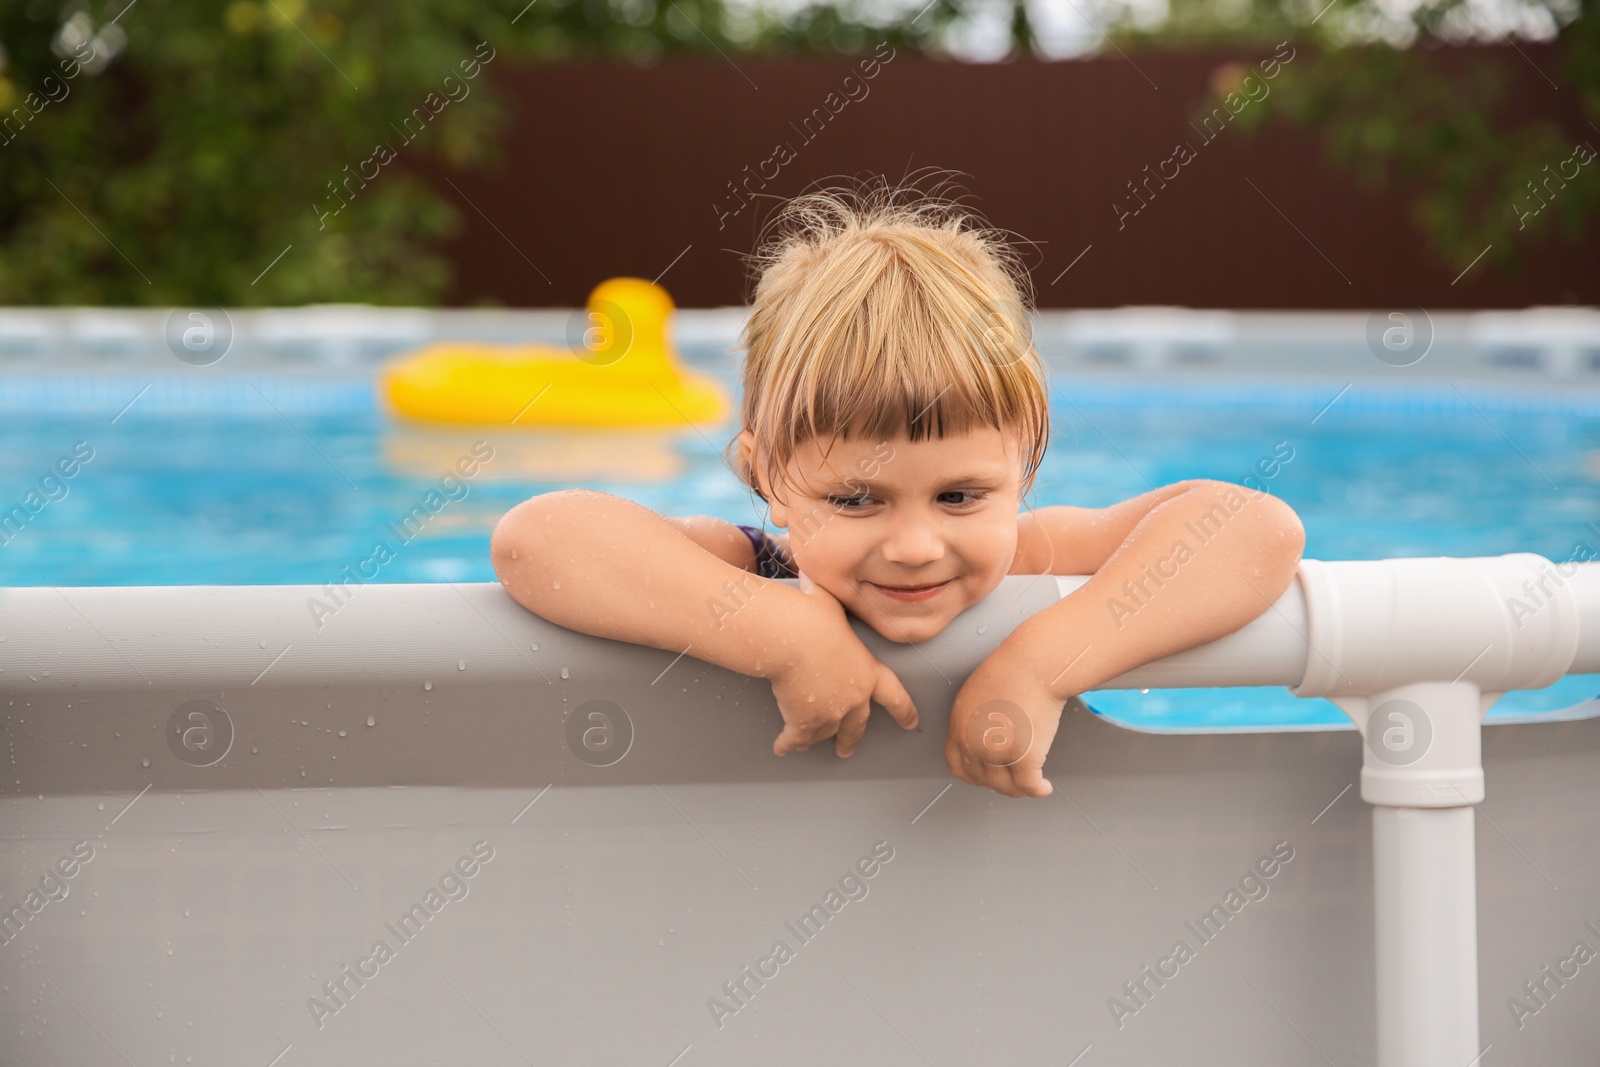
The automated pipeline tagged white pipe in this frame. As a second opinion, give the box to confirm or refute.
[4,557,1597,697]
[1,575,1314,695]
[1285,554,1592,1067]
[1569,563,1600,674]
[1373,806,1481,1067]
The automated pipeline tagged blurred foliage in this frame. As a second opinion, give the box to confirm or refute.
[0,0,961,306]
[1103,0,1599,279]
[1264,34,1594,279]
[4,0,1593,303]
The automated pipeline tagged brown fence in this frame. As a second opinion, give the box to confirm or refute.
[433,45,1599,309]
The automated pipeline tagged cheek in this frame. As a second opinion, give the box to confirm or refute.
[802,521,864,571]
[964,516,1017,568]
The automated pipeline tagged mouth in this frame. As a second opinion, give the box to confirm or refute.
[865,578,953,603]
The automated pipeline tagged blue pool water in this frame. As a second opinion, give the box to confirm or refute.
[3,356,1598,728]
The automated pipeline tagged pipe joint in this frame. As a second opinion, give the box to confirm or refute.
[1335,682,1487,806]
[1291,555,1583,807]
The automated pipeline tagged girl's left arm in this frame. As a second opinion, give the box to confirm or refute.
[950,479,1306,797]
[1010,479,1248,577]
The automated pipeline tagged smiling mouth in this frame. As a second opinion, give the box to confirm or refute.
[867,579,953,602]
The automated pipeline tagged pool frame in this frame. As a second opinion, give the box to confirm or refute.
[4,559,1599,1065]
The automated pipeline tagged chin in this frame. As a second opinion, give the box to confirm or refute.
[866,613,952,644]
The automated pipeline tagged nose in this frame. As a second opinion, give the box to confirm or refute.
[878,511,946,569]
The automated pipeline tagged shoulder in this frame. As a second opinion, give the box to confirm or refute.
[1009,505,1113,576]
[1009,484,1251,576]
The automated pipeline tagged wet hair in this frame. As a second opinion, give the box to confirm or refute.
[725,173,1050,508]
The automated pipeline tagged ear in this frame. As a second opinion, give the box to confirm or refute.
[736,428,754,477]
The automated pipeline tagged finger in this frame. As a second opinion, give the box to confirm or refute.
[1001,757,1053,798]
[835,702,870,758]
[995,770,1047,798]
[977,749,1033,798]
[1014,717,1060,797]
[773,720,817,757]
[871,664,920,731]
[945,736,982,788]
[943,737,967,782]
[980,760,1025,798]
[949,711,1010,789]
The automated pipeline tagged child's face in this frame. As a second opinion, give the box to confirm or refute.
[743,425,1028,644]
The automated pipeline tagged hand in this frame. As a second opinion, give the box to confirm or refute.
[766,572,919,758]
[945,639,1067,798]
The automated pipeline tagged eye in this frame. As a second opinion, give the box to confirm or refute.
[827,493,875,511]
[940,490,990,508]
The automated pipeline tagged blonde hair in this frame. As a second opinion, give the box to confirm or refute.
[726,174,1051,509]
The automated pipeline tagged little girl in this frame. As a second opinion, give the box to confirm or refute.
[491,180,1305,798]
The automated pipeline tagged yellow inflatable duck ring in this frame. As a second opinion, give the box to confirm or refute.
[381,278,730,427]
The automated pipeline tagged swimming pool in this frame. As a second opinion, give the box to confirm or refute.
[3,312,1598,727]
[5,308,1599,1067]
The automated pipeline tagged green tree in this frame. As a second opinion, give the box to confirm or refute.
[0,0,959,306]
[1272,2,1596,277]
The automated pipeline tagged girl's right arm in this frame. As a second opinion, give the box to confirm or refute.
[490,488,918,757]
